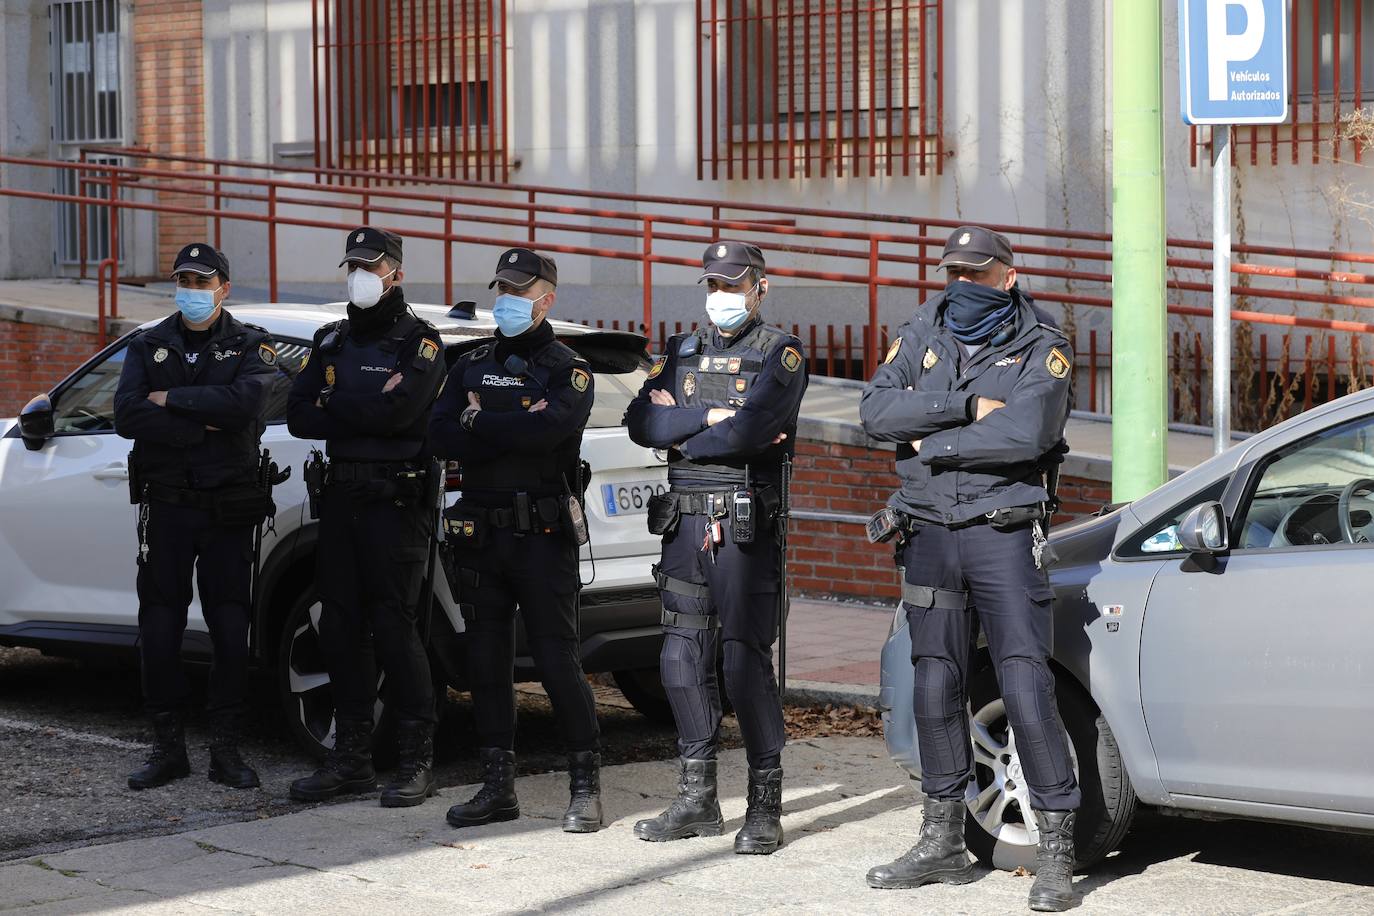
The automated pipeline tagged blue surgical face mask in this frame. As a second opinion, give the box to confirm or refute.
[493,292,544,337]
[705,284,757,331]
[175,286,220,324]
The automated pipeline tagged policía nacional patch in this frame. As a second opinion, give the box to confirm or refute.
[922,347,939,370]
[1046,347,1071,380]
[153,347,168,363]
[735,377,747,392]
[325,364,336,386]
[647,356,666,379]
[258,343,277,366]
[884,337,902,364]
[418,338,440,362]
[683,371,698,397]
[571,367,591,392]
[781,346,802,372]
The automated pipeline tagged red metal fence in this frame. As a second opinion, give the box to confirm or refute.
[311,0,509,182]
[3,148,1374,430]
[696,0,944,180]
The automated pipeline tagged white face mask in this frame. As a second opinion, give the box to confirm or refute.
[347,268,394,309]
[705,284,757,331]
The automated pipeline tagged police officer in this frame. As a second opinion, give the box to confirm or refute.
[113,243,282,791]
[286,227,446,808]
[859,226,1079,911]
[430,248,604,833]
[625,241,807,855]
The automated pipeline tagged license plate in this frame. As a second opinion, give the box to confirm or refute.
[601,479,668,516]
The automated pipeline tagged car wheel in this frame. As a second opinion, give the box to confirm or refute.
[276,586,394,762]
[613,667,675,725]
[962,662,1137,871]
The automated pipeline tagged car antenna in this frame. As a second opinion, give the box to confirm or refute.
[448,300,477,320]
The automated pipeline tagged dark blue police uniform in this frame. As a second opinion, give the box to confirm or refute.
[286,228,446,808]
[113,243,282,790]
[626,241,807,854]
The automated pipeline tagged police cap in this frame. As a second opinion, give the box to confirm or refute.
[172,242,230,281]
[488,247,558,290]
[699,240,766,283]
[340,226,404,267]
[937,226,1014,271]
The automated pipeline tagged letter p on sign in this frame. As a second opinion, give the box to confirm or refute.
[1206,0,1264,100]
[1179,0,1287,125]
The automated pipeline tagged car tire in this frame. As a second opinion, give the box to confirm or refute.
[613,658,733,727]
[961,662,1137,872]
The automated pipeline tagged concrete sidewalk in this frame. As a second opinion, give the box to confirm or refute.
[6,736,1372,915]
[781,598,890,706]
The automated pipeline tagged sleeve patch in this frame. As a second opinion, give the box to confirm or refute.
[418,338,440,362]
[300,351,310,369]
[1046,347,1071,380]
[258,342,277,367]
[647,356,667,379]
[781,346,803,373]
[883,338,902,364]
[571,367,591,392]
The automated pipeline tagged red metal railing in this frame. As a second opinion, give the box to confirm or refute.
[4,148,1374,429]
[698,0,944,180]
[1191,0,1368,166]
[311,0,509,182]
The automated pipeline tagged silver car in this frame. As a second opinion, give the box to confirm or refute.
[880,385,1374,870]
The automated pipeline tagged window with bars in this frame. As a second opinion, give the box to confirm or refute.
[1192,0,1371,165]
[311,0,509,182]
[697,0,943,180]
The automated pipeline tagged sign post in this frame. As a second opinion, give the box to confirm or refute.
[1179,0,1288,455]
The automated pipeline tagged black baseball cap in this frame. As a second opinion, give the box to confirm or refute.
[340,226,404,267]
[171,243,230,281]
[938,226,1014,271]
[699,240,766,283]
[489,247,558,290]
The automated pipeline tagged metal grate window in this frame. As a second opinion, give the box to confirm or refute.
[50,0,125,265]
[310,0,510,182]
[697,0,944,180]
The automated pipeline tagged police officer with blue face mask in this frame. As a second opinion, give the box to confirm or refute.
[625,241,808,856]
[429,248,605,834]
[113,243,283,791]
[860,226,1079,912]
[287,227,447,809]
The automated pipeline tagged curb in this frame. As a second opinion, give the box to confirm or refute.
[783,679,880,708]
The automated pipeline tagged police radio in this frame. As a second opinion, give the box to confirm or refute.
[731,467,755,544]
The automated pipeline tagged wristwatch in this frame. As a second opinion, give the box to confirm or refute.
[460,405,480,431]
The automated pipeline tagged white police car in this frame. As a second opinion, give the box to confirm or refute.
[0,302,670,755]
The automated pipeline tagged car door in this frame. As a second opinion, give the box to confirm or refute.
[1138,411,1374,814]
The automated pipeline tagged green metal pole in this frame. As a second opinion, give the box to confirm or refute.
[1111,0,1169,501]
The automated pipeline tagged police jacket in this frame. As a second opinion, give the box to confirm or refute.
[286,287,445,462]
[429,320,592,504]
[113,310,281,489]
[624,316,808,489]
[859,289,1072,526]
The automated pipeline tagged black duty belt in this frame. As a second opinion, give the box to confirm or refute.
[672,489,739,516]
[450,495,563,534]
[901,583,970,610]
[144,483,222,509]
[329,461,426,483]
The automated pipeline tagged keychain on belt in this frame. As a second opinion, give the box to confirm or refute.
[701,510,725,563]
[136,487,151,565]
[1031,519,1048,570]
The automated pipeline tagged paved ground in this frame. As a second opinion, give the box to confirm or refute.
[4,736,1374,915]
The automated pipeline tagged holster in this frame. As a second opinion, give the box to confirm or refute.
[646,491,680,536]
[212,485,275,527]
[127,446,144,505]
[985,504,1047,530]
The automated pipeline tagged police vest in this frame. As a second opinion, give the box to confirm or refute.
[458,339,586,494]
[321,312,432,462]
[670,322,792,484]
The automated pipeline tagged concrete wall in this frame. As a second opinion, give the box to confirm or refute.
[0,0,57,279]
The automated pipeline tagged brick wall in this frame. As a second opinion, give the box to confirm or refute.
[788,437,1112,603]
[0,320,101,417]
[132,0,207,272]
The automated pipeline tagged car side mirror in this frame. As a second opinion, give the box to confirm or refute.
[18,393,56,451]
[1176,501,1229,554]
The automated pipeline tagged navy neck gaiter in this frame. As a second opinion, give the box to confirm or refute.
[943,282,1017,345]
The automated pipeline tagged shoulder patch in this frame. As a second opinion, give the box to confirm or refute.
[647,356,667,379]
[884,337,902,364]
[1046,347,1071,380]
[780,346,803,373]
[418,338,440,362]
[571,367,591,392]
[300,351,310,369]
[258,342,277,366]
[922,348,939,370]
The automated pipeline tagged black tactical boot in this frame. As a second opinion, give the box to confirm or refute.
[561,751,604,833]
[1028,810,1080,912]
[734,767,784,854]
[633,758,724,842]
[289,718,377,802]
[866,797,975,888]
[446,747,519,828]
[207,712,260,789]
[127,711,191,790]
[380,720,437,808]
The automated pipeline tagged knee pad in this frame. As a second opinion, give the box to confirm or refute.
[998,657,1057,727]
[913,656,963,720]
[659,631,716,691]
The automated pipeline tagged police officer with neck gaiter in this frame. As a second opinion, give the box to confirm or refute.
[625,241,808,856]
[860,226,1080,912]
[286,227,446,809]
[430,248,604,834]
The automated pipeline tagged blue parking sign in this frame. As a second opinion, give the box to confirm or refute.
[1179,0,1288,124]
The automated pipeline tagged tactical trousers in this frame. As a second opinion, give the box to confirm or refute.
[135,500,253,717]
[445,525,599,753]
[316,484,436,724]
[901,521,1081,811]
[657,511,786,770]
